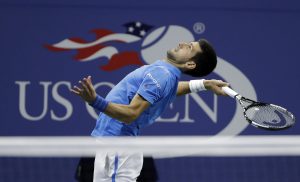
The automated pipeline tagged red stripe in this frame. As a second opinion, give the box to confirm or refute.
[100,52,144,71]
[44,38,87,51]
[91,29,114,39]
[44,44,68,51]
[69,37,87,43]
[74,45,106,60]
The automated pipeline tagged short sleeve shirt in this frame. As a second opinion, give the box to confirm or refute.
[91,60,181,136]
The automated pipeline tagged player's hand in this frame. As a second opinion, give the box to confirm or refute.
[204,79,229,96]
[70,76,97,104]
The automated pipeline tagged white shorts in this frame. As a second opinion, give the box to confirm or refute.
[93,152,143,182]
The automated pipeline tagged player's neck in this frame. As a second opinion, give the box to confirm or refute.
[163,58,177,67]
[163,58,184,72]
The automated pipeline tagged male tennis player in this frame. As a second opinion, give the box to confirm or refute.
[71,39,229,182]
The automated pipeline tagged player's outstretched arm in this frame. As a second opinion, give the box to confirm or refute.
[70,76,150,124]
[104,94,150,124]
[176,81,191,96]
[177,79,229,96]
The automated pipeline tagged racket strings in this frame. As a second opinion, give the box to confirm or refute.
[245,105,294,128]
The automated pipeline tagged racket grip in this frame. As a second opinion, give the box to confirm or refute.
[222,87,239,98]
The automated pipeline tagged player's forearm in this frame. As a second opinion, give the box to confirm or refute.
[104,103,139,124]
[89,95,140,124]
[176,81,191,96]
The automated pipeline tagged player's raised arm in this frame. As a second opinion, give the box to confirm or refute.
[70,76,150,124]
[176,79,229,96]
[176,81,191,96]
[103,94,150,124]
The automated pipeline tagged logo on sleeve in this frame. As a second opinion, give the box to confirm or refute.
[146,73,161,88]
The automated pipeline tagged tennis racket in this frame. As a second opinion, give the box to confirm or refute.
[222,87,295,130]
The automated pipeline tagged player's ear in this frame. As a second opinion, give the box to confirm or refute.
[185,61,196,70]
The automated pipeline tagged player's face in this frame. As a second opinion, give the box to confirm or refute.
[167,41,201,64]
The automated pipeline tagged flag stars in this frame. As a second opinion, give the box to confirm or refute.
[128,26,134,32]
[135,22,141,27]
[123,21,153,38]
[140,30,146,36]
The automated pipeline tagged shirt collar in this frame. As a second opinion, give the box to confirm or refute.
[153,60,181,78]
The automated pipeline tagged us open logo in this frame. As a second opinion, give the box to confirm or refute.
[44,21,257,136]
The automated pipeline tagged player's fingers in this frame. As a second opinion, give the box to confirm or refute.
[83,77,94,94]
[218,87,229,96]
[216,80,229,87]
[212,85,228,96]
[219,90,228,96]
[87,75,92,84]
[79,80,90,94]
[216,89,228,96]
[73,85,83,93]
[71,85,83,95]
[70,88,80,95]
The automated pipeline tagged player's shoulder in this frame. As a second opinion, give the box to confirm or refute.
[142,65,175,90]
[146,65,171,77]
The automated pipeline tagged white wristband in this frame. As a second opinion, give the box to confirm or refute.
[189,79,206,92]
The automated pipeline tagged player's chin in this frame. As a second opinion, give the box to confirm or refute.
[167,49,172,55]
[167,50,176,59]
[168,48,177,53]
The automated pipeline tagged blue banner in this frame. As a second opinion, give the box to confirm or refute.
[1,1,299,137]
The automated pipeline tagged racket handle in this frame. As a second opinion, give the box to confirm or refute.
[222,87,239,98]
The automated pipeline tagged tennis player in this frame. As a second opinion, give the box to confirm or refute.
[71,39,229,182]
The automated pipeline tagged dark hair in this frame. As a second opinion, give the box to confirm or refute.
[184,39,217,77]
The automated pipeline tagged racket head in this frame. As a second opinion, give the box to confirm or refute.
[242,100,296,130]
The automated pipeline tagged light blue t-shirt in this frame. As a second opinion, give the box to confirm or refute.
[91,60,181,136]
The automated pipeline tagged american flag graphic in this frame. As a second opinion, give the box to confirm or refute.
[45,22,153,71]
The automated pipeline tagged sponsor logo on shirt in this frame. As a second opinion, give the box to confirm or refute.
[146,73,161,88]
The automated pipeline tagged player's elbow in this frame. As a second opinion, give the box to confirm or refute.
[123,112,139,124]
[122,117,137,124]
[120,102,147,124]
